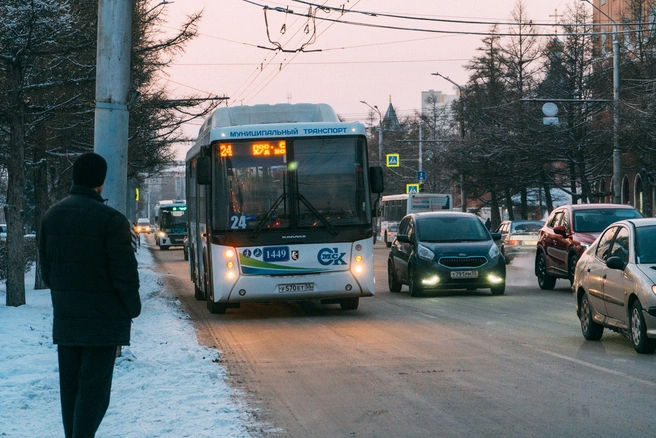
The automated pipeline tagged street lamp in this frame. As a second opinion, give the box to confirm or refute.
[360,100,383,167]
[581,0,621,204]
[431,72,467,212]
[147,0,174,14]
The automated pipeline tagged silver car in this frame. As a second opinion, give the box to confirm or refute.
[573,218,656,354]
[494,220,543,264]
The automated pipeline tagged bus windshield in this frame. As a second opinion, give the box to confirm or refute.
[159,208,187,233]
[212,136,370,232]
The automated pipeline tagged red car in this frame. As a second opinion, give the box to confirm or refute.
[534,203,642,289]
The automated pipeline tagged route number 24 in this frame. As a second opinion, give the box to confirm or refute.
[230,215,247,229]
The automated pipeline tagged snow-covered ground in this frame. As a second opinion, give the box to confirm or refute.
[0,246,254,437]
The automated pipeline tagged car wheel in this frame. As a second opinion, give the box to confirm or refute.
[568,253,579,286]
[490,283,505,295]
[579,293,603,341]
[340,297,359,310]
[630,300,656,354]
[501,248,510,265]
[387,259,402,293]
[536,252,556,290]
[408,266,423,297]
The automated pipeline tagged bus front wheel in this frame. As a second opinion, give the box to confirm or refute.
[194,285,205,301]
[207,299,227,314]
[340,297,359,310]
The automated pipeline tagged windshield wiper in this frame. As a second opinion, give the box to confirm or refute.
[296,193,339,235]
[250,193,287,238]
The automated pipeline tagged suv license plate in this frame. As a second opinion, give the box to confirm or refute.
[451,270,478,279]
[278,283,315,293]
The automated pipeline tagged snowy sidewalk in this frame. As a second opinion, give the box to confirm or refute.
[0,246,252,437]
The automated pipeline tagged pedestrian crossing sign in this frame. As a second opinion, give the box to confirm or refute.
[406,184,419,193]
[386,154,400,167]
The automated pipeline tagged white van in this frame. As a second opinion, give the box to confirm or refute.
[135,218,152,234]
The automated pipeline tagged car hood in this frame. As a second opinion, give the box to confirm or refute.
[573,232,600,244]
[420,240,494,257]
[636,265,656,283]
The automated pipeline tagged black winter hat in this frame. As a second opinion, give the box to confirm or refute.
[73,152,107,188]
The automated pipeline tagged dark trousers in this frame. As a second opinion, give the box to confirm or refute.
[57,346,117,438]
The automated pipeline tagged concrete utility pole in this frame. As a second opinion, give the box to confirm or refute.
[581,0,621,204]
[432,72,467,212]
[94,0,133,215]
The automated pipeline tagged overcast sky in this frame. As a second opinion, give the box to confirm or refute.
[157,0,577,145]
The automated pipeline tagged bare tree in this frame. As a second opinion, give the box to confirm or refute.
[0,0,82,306]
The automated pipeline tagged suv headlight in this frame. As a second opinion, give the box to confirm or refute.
[489,243,500,259]
[417,244,435,261]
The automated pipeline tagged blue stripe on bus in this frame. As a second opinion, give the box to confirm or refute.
[241,266,329,275]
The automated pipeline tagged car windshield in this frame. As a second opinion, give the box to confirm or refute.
[510,221,543,234]
[418,216,490,242]
[573,208,642,233]
[635,226,656,264]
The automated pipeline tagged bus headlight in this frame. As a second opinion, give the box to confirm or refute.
[352,254,364,274]
[224,249,235,258]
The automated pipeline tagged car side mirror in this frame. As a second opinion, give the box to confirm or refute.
[606,256,626,270]
[553,225,568,237]
[490,232,502,241]
[396,234,410,243]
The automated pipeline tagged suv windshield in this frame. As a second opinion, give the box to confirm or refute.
[418,216,490,242]
[573,208,642,233]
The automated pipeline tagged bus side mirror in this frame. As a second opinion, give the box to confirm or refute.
[197,156,211,185]
[369,166,384,194]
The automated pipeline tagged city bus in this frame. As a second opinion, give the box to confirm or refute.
[185,103,384,314]
[379,193,452,246]
[154,200,187,250]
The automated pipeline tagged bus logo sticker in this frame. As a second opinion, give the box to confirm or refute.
[253,248,262,258]
[242,249,252,258]
[317,248,346,266]
[291,250,299,261]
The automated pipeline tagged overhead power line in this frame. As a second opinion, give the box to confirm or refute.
[241,0,646,37]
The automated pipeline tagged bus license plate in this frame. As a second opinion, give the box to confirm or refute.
[278,283,315,293]
[451,270,478,279]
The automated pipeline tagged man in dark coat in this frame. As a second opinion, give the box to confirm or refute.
[39,152,141,438]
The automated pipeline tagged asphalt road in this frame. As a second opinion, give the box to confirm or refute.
[145,235,656,438]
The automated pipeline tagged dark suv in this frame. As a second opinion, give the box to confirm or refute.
[535,203,642,289]
[388,212,506,296]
